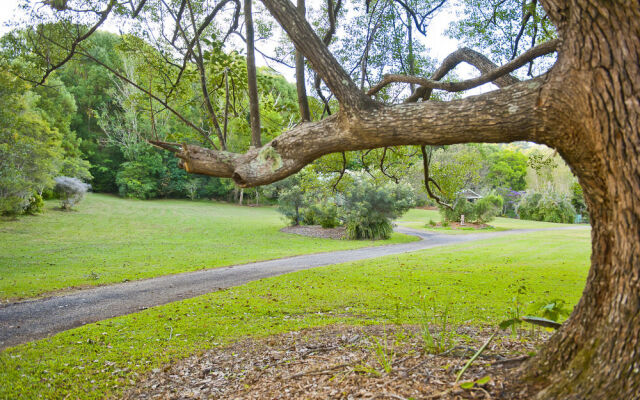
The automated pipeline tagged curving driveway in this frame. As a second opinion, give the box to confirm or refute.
[0,226,587,350]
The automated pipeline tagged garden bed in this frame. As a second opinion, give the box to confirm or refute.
[281,225,346,240]
[430,222,492,230]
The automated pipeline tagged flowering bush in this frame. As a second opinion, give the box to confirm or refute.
[54,176,90,210]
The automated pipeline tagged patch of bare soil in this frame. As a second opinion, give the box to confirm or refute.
[123,325,548,399]
[418,206,439,211]
[281,225,346,240]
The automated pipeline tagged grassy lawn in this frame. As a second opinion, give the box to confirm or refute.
[0,229,590,399]
[0,194,416,301]
[397,208,578,234]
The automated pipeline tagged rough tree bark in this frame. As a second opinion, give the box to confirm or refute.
[513,1,640,399]
[165,0,639,398]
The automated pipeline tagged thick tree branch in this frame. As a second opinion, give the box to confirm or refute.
[260,0,375,110]
[369,39,559,97]
[170,77,547,187]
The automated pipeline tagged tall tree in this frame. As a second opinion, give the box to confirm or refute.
[244,0,262,147]
[7,0,640,398]
[294,0,311,121]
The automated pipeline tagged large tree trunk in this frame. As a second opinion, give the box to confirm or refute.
[517,1,640,398]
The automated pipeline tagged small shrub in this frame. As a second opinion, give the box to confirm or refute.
[440,193,502,224]
[0,196,26,216]
[24,193,44,215]
[312,202,340,228]
[527,298,571,323]
[54,176,90,210]
[440,197,476,223]
[300,206,318,225]
[473,194,503,224]
[428,219,436,227]
[345,218,393,240]
[341,178,415,240]
[537,194,575,223]
[184,180,198,200]
[516,192,543,220]
[277,186,309,226]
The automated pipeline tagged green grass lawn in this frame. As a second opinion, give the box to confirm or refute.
[0,194,416,301]
[397,208,578,234]
[0,229,591,399]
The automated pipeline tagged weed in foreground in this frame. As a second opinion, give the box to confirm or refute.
[418,297,459,355]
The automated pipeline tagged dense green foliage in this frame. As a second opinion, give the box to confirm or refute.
[440,193,503,224]
[517,191,576,223]
[277,175,416,240]
[0,71,84,215]
[486,149,528,191]
[1,27,304,207]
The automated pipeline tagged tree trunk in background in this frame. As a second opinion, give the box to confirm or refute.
[244,0,261,148]
[295,0,311,121]
[406,10,414,93]
[517,1,640,398]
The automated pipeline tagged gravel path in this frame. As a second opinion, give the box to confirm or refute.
[0,226,587,350]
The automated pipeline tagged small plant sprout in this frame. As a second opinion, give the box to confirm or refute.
[356,327,396,376]
[372,334,395,374]
[460,375,491,389]
[418,297,458,354]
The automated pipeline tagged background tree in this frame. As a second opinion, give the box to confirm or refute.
[486,148,527,191]
[0,71,63,215]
